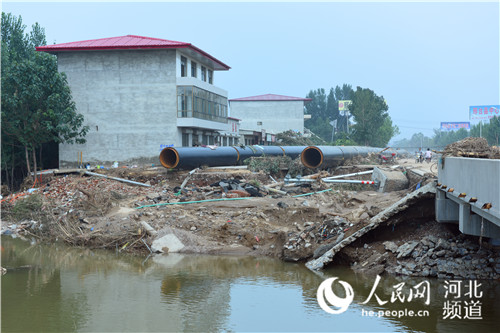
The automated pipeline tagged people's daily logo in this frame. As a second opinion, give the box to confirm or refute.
[316,277,354,314]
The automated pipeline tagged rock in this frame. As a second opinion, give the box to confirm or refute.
[370,264,385,276]
[146,193,162,200]
[396,241,419,259]
[151,234,185,253]
[190,226,197,231]
[383,241,399,253]
[277,201,288,209]
[435,250,446,257]
[405,262,417,271]
[435,238,451,250]
[420,238,433,247]
[301,200,310,207]
[360,212,370,220]
[426,235,439,245]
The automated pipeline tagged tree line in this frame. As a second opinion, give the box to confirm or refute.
[393,117,500,151]
[1,13,88,190]
[303,84,399,147]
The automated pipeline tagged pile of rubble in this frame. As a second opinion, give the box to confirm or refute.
[443,137,500,159]
[281,216,352,261]
[353,234,500,280]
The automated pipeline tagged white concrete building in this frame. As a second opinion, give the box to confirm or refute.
[37,35,235,167]
[228,94,311,145]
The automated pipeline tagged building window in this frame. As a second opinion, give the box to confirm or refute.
[202,135,208,145]
[201,66,207,81]
[182,133,190,147]
[181,56,187,77]
[257,121,263,126]
[177,85,228,123]
[208,70,213,84]
[191,61,197,78]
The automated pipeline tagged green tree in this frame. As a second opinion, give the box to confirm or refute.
[487,116,500,145]
[349,87,395,147]
[304,84,354,142]
[1,13,88,187]
[373,117,400,147]
[472,117,500,146]
[304,88,330,141]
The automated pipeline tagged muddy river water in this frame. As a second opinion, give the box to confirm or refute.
[1,236,499,332]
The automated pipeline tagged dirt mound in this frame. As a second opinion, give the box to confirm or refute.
[443,137,500,158]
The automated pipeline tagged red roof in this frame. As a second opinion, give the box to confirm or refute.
[229,94,312,102]
[36,35,230,70]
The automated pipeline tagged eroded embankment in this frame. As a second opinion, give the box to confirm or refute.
[2,159,498,280]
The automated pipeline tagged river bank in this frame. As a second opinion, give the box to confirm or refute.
[2,156,499,280]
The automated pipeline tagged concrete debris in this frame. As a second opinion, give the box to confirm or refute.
[305,181,437,271]
[5,157,497,279]
[151,234,185,253]
[396,241,419,259]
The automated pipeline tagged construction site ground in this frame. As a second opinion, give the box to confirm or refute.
[1,158,433,253]
[3,155,499,279]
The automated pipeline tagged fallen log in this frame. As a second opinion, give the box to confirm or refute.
[305,181,436,271]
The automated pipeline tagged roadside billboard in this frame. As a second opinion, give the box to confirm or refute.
[338,100,352,111]
[469,105,500,121]
[440,122,470,132]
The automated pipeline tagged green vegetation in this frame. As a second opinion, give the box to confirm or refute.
[304,85,398,147]
[246,155,305,177]
[11,194,48,224]
[274,130,323,146]
[349,87,399,147]
[393,117,500,149]
[1,13,89,190]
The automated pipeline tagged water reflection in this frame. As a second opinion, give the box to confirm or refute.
[2,236,499,332]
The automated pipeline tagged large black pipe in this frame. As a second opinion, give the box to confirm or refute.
[160,145,308,169]
[160,146,239,169]
[281,146,308,159]
[301,146,390,169]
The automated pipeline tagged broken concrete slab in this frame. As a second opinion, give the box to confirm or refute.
[396,241,419,258]
[372,167,409,192]
[383,241,398,253]
[151,234,185,253]
[305,181,436,271]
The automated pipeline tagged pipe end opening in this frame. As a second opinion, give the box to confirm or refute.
[159,148,179,169]
[302,147,323,169]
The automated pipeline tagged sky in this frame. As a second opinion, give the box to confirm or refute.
[3,0,499,142]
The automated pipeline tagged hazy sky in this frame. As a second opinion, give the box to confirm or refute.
[3,1,499,142]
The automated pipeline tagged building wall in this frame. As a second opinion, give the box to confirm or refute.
[57,50,178,167]
[229,100,304,135]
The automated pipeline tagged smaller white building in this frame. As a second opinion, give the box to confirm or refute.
[228,94,311,145]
